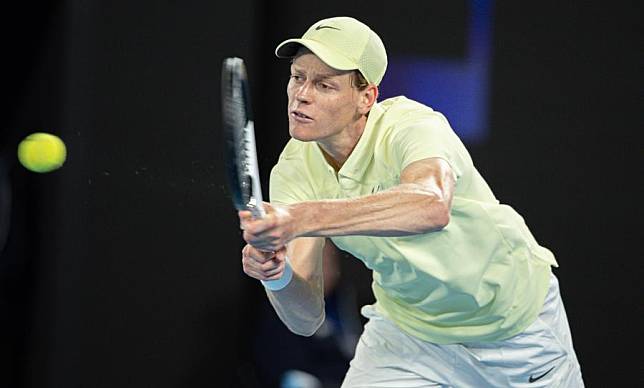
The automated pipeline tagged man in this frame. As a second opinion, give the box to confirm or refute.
[240,16,584,387]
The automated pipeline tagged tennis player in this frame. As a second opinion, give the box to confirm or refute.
[240,16,584,387]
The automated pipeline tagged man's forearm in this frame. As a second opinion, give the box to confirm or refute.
[266,272,324,336]
[293,183,450,238]
[263,237,326,336]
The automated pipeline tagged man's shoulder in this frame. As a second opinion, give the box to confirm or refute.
[378,96,436,118]
[374,96,450,132]
[373,96,453,139]
[270,139,319,203]
[278,138,308,160]
[272,138,313,176]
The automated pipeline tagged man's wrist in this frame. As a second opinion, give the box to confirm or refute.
[261,258,293,291]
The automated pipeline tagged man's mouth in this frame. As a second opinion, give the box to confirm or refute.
[291,110,313,122]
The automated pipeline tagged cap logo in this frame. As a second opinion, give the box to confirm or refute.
[315,25,341,31]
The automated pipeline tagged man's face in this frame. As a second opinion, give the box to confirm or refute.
[286,52,362,144]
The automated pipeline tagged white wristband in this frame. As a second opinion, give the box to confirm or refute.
[261,258,293,291]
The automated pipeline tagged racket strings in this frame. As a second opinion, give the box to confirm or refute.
[222,72,251,191]
[222,57,262,214]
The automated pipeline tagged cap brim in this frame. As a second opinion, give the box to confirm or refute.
[275,39,357,72]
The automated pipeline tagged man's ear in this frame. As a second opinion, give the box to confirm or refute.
[358,84,379,115]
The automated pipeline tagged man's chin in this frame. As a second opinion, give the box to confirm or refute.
[289,127,317,142]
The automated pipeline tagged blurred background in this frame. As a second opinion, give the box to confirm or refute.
[1,1,640,387]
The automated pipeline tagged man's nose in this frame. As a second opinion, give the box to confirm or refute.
[295,82,313,103]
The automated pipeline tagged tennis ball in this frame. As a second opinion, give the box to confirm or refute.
[17,132,67,173]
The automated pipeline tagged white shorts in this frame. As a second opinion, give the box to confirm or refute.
[342,274,584,387]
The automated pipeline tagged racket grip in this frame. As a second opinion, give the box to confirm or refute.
[261,257,293,291]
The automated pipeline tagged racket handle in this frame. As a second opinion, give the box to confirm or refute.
[261,257,293,291]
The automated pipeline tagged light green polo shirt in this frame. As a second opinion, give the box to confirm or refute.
[270,96,558,344]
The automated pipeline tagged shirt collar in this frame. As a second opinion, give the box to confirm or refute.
[336,102,385,180]
[308,102,385,181]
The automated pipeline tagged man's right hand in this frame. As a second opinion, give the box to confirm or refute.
[241,244,288,281]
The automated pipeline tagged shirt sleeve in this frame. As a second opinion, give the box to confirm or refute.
[389,112,470,180]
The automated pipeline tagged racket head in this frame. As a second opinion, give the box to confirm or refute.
[221,57,263,216]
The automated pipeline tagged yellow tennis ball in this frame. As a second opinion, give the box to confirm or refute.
[17,132,67,173]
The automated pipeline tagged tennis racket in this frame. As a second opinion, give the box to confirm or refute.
[221,57,293,290]
[221,57,264,218]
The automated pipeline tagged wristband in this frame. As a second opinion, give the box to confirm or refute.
[261,257,293,291]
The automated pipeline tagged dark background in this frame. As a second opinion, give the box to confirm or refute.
[1,1,640,387]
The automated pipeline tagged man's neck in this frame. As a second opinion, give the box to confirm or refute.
[317,115,367,172]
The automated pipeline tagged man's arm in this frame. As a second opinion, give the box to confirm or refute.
[266,237,326,336]
[301,156,455,237]
[242,157,455,252]
[241,237,325,336]
[240,157,454,335]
